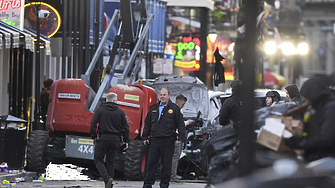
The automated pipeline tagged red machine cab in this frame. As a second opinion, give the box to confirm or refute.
[46,79,94,133]
[109,84,157,140]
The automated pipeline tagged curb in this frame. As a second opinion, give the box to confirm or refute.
[0,172,37,183]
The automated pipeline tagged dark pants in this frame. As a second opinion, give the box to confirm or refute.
[143,137,175,188]
[94,135,120,183]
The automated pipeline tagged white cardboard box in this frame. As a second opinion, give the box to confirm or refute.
[257,118,288,152]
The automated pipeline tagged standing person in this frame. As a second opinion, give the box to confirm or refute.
[90,92,129,188]
[284,77,335,162]
[142,88,186,188]
[265,90,281,107]
[219,80,242,131]
[170,94,194,182]
[41,78,53,128]
[285,84,302,105]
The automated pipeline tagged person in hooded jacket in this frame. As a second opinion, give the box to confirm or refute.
[285,84,302,105]
[284,77,335,162]
[90,92,129,188]
[41,78,53,128]
[219,80,242,131]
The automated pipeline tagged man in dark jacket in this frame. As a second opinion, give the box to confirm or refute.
[142,88,186,188]
[285,77,335,162]
[90,92,129,188]
[219,80,242,131]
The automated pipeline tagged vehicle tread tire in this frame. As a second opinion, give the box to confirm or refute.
[46,134,65,163]
[124,140,146,180]
[26,130,50,172]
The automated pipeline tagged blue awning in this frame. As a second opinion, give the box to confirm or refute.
[148,0,167,53]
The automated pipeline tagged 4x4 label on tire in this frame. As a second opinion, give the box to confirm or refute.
[65,135,94,160]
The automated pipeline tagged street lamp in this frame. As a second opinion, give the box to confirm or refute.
[208,28,218,45]
[208,28,218,62]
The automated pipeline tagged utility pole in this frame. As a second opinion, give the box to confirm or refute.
[34,2,41,130]
[199,7,209,85]
[238,0,258,177]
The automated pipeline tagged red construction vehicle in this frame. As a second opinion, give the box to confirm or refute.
[26,0,158,180]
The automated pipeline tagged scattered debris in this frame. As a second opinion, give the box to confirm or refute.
[0,163,8,173]
[32,180,43,183]
[15,177,25,182]
[44,163,90,181]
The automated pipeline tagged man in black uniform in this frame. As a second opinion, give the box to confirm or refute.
[142,88,186,188]
[90,92,129,188]
[219,80,242,131]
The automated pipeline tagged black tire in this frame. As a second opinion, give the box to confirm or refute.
[45,134,65,164]
[124,140,147,180]
[26,130,50,172]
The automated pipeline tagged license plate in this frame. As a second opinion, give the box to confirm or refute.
[65,135,94,160]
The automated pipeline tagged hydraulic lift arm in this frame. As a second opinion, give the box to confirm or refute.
[86,0,154,112]
[81,9,119,85]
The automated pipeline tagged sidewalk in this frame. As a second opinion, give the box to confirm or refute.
[0,171,37,183]
[2,180,208,188]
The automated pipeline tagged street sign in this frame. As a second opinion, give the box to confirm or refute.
[153,58,163,74]
[154,58,174,74]
[163,59,173,74]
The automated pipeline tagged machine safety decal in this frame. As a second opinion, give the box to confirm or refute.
[124,94,140,101]
[58,93,81,99]
[78,138,94,145]
[117,101,140,108]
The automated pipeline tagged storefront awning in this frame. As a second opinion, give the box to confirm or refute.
[23,27,51,55]
[0,23,20,49]
[0,22,35,51]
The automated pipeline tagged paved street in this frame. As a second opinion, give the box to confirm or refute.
[0,171,209,188]
[5,180,208,188]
